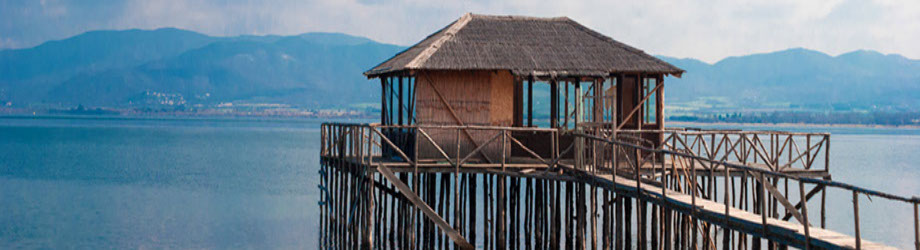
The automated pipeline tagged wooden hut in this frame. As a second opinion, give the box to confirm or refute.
[365,13,683,161]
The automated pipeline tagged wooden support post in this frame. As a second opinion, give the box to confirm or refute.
[565,180,573,248]
[409,77,416,125]
[603,189,610,250]
[454,130,461,249]
[469,173,477,246]
[577,182,586,250]
[823,136,830,229]
[536,178,544,248]
[390,77,396,126]
[551,80,559,128]
[656,75,664,143]
[412,127,419,247]
[552,180,558,250]
[800,181,811,250]
[616,194,623,250]
[365,170,372,248]
[914,200,919,250]
[625,197,632,250]
[591,182,598,250]
[398,77,404,125]
[528,76,534,127]
[564,81,570,129]
[525,177,533,250]
[723,163,731,250]
[575,81,582,129]
[483,174,491,249]
[514,78,524,127]
[853,191,861,250]
[381,78,388,125]
[498,174,507,249]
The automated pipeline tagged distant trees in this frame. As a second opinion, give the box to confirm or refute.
[669,111,920,126]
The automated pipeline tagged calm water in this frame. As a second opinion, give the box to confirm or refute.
[0,117,918,248]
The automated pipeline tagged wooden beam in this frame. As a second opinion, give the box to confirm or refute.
[551,79,558,128]
[753,172,807,225]
[376,165,473,249]
[381,78,388,125]
[514,77,523,127]
[398,77,404,125]
[528,76,534,127]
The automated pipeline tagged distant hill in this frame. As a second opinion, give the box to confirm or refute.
[659,48,920,113]
[1,28,918,113]
[0,28,403,108]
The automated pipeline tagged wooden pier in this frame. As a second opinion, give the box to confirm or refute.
[317,124,919,249]
[317,13,920,249]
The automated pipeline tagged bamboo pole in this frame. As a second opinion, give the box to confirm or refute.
[800,181,811,250]
[914,200,918,250]
[853,190,861,250]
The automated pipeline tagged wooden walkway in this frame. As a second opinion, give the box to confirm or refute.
[570,166,894,249]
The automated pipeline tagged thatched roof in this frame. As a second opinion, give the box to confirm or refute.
[365,13,684,78]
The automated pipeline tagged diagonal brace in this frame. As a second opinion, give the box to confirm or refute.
[376,165,474,249]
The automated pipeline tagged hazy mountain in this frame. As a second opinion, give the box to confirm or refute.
[659,48,920,112]
[0,29,402,108]
[2,28,918,113]
[0,28,218,103]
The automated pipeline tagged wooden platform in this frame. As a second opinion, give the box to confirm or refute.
[340,156,830,179]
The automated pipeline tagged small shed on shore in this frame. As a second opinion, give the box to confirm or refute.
[365,13,683,160]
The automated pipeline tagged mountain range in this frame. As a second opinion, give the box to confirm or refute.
[659,49,920,113]
[1,28,918,113]
[0,28,403,109]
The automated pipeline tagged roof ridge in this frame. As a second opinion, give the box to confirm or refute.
[406,13,473,68]
[468,13,568,21]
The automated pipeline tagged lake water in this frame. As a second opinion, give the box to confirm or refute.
[0,117,918,248]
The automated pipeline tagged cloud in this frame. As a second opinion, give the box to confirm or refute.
[1,0,918,63]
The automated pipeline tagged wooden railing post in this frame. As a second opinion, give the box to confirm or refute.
[853,190,861,249]
[913,199,918,250]
[321,124,326,157]
[824,135,830,172]
[800,181,811,249]
[501,130,507,171]
[723,161,731,250]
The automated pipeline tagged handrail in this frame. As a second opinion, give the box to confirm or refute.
[323,122,558,132]
[574,131,919,203]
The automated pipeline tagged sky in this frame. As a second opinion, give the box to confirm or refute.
[1,0,918,63]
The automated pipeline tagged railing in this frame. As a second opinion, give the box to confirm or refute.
[595,128,830,173]
[573,130,920,249]
[321,123,562,171]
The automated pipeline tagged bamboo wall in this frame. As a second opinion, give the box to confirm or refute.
[415,70,514,161]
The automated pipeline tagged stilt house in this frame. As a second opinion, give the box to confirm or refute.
[365,13,683,160]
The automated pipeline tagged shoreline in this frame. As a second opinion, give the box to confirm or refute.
[2,114,919,130]
[668,121,920,129]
